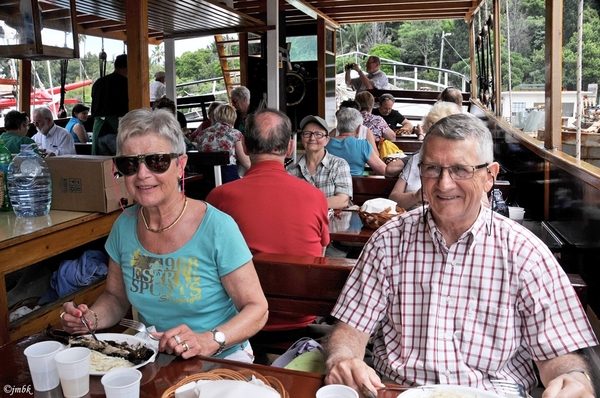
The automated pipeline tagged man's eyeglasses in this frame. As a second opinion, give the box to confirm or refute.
[113,153,181,176]
[301,131,327,139]
[419,162,488,180]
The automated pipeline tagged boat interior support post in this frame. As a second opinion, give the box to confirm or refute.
[493,0,502,117]
[266,0,280,109]
[545,0,563,151]
[469,18,477,100]
[19,60,32,112]
[165,39,177,102]
[126,0,150,110]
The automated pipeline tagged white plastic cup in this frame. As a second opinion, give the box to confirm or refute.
[316,384,359,398]
[23,341,64,391]
[54,347,91,398]
[508,206,525,224]
[101,368,142,398]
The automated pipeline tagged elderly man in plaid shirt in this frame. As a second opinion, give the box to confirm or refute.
[325,113,598,398]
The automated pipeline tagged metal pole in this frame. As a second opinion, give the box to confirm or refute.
[438,32,451,88]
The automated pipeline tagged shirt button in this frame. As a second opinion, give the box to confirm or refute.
[444,370,451,378]
[445,296,452,303]
[443,332,452,340]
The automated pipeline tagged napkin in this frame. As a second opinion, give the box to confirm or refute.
[134,325,159,360]
[174,378,280,398]
[361,198,398,214]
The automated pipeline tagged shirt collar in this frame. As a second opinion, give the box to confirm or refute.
[425,205,491,251]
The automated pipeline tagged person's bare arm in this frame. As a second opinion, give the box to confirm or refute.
[389,178,422,210]
[384,158,405,177]
[365,128,379,157]
[401,119,414,132]
[60,258,130,334]
[72,123,88,143]
[536,353,595,398]
[382,127,396,141]
[327,193,350,210]
[367,149,387,175]
[235,140,251,169]
[325,321,384,392]
[157,261,269,359]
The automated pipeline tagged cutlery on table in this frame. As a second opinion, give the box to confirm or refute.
[72,301,99,342]
[119,318,160,341]
[361,383,409,398]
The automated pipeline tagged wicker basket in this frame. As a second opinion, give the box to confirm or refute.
[160,368,289,398]
[358,206,405,229]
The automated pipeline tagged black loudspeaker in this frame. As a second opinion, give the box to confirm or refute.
[286,61,318,130]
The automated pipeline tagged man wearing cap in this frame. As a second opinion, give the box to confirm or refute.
[150,71,166,104]
[65,104,90,143]
[91,53,128,155]
[287,115,352,210]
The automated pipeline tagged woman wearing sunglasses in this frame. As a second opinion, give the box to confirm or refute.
[58,108,268,362]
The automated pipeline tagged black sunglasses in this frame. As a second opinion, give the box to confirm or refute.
[113,153,180,176]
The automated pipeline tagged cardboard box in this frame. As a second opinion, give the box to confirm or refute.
[45,155,134,213]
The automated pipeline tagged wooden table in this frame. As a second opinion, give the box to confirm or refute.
[2,334,406,398]
[329,210,375,243]
[2,334,325,398]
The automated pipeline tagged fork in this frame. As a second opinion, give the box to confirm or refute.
[490,379,530,398]
[119,318,160,341]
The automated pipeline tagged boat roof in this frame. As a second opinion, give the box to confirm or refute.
[11,0,484,43]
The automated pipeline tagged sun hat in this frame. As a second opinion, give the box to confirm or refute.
[299,115,329,132]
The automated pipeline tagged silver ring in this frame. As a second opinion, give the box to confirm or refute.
[181,342,189,352]
[59,311,65,320]
[173,335,181,344]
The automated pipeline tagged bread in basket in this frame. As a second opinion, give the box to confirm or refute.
[161,368,289,398]
[358,198,406,229]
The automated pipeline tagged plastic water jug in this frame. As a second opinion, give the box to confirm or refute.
[7,144,52,217]
[0,140,12,212]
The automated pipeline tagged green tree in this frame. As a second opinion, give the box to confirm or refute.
[396,20,444,67]
[369,44,401,75]
[562,7,600,90]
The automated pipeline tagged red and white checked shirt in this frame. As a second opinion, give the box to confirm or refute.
[331,206,598,391]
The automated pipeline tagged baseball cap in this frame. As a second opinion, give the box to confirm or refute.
[299,115,329,132]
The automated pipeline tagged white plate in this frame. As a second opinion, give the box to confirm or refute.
[398,385,505,398]
[84,333,157,376]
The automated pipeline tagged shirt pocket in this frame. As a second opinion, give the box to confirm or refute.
[456,303,516,373]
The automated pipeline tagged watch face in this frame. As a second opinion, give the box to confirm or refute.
[214,331,226,344]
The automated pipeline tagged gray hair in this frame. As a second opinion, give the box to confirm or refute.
[424,113,494,163]
[422,101,462,132]
[379,93,395,105]
[230,86,250,102]
[336,107,363,134]
[116,108,186,156]
[244,108,291,156]
[33,107,53,121]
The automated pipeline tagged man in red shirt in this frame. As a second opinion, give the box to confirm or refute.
[207,108,330,357]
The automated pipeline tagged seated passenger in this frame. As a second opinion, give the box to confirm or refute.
[330,100,378,156]
[325,113,598,397]
[194,104,251,183]
[65,104,89,143]
[59,108,268,363]
[373,93,413,132]
[288,115,352,210]
[0,110,35,154]
[326,107,404,177]
[355,91,401,144]
[389,101,462,210]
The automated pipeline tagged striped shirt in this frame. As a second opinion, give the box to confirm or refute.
[331,206,598,391]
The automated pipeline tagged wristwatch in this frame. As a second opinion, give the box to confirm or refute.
[210,328,226,356]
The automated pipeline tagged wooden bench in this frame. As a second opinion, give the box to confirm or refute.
[176,94,216,121]
[369,88,471,109]
[352,175,398,205]
[250,252,355,354]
